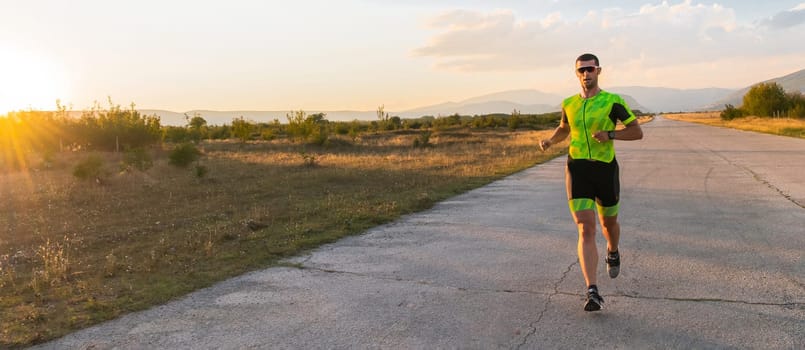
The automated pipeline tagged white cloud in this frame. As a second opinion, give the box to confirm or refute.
[412,1,804,77]
[760,3,805,29]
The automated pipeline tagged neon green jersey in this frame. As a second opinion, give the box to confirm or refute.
[562,90,636,162]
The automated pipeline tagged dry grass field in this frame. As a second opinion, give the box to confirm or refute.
[664,112,805,139]
[0,128,566,347]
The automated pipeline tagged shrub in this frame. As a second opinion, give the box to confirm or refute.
[308,124,329,146]
[260,129,276,141]
[169,143,201,168]
[720,104,745,120]
[194,164,209,178]
[73,155,105,180]
[75,98,162,151]
[0,254,16,289]
[508,113,521,131]
[122,147,153,171]
[36,237,70,285]
[231,117,253,143]
[413,131,432,148]
[163,126,191,143]
[300,151,317,167]
[286,110,311,142]
[334,122,350,135]
[405,120,424,130]
[287,110,330,145]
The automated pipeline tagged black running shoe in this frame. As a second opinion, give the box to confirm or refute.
[606,251,620,279]
[584,288,604,312]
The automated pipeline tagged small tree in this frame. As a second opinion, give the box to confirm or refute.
[389,116,402,130]
[231,117,253,143]
[187,113,208,143]
[377,105,390,130]
[286,110,310,142]
[742,82,788,117]
[508,109,522,131]
[787,92,805,118]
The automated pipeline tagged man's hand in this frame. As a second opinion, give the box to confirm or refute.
[539,139,552,151]
[592,131,611,143]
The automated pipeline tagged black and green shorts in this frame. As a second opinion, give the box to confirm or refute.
[566,157,620,217]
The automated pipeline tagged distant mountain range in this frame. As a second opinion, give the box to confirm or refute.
[607,87,734,113]
[141,68,804,126]
[700,68,805,110]
[398,89,562,118]
[394,89,649,117]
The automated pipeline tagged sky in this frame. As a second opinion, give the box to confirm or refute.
[1,0,804,114]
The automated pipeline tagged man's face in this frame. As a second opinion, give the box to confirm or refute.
[575,59,600,90]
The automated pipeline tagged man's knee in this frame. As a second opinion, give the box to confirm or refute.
[574,210,597,239]
[600,215,619,230]
[578,224,596,241]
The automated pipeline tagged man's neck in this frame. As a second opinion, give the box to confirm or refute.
[580,86,601,99]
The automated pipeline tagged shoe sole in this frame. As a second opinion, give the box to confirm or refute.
[607,265,619,278]
[584,299,602,312]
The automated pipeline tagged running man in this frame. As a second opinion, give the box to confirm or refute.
[539,53,643,311]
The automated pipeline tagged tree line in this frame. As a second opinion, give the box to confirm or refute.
[0,101,565,168]
[163,108,566,146]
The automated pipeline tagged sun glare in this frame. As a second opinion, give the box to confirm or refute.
[0,47,67,115]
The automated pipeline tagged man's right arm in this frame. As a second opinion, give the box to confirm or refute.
[540,109,570,151]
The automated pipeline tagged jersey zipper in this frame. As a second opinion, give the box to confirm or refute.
[581,98,592,158]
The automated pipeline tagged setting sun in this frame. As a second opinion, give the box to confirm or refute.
[0,46,67,115]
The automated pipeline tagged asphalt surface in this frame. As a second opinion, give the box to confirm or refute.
[33,116,804,349]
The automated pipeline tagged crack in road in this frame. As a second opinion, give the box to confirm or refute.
[297,265,552,296]
[297,263,803,349]
[742,165,805,209]
[708,149,804,209]
[515,260,577,350]
[552,291,804,308]
[610,293,804,308]
[302,262,803,303]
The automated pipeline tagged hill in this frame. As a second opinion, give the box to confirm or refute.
[608,86,734,113]
[702,68,805,110]
[398,89,562,117]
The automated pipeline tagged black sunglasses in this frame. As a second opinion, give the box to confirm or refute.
[576,66,599,74]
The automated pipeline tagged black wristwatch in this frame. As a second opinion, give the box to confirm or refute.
[607,131,616,140]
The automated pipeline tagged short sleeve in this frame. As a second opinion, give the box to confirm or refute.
[610,103,636,125]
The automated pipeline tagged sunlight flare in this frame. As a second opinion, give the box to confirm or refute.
[0,46,67,115]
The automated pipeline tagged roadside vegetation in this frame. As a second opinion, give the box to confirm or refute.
[0,101,580,347]
[665,82,805,139]
[663,112,805,139]
[719,82,805,120]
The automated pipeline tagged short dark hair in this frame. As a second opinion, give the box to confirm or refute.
[576,53,599,66]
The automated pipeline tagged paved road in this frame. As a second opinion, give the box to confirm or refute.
[34,116,804,349]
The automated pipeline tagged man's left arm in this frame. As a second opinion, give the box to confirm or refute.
[592,102,644,142]
[609,120,643,141]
